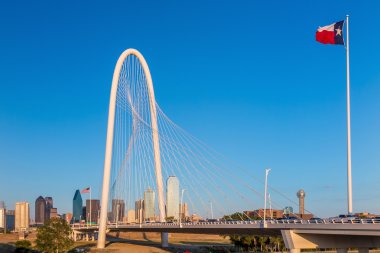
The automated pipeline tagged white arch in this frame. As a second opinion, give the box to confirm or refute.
[97,49,166,248]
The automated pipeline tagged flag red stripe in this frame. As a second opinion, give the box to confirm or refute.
[316,30,335,44]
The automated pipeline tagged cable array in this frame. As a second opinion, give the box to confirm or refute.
[107,54,314,223]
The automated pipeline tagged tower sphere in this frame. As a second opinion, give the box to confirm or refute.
[297,189,305,198]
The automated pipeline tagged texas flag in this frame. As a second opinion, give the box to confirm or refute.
[316,20,344,45]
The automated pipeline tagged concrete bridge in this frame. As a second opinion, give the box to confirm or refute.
[73,219,380,252]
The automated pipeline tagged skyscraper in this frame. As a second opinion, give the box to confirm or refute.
[0,201,5,230]
[144,188,155,221]
[35,196,46,225]
[86,199,100,224]
[73,190,83,222]
[6,210,15,232]
[111,199,125,222]
[135,199,144,223]
[15,202,29,232]
[166,176,179,220]
[45,197,53,221]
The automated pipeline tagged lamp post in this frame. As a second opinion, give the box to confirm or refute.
[116,203,119,228]
[263,168,271,227]
[180,189,186,228]
[210,201,214,220]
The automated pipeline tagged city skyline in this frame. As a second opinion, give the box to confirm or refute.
[1,1,380,218]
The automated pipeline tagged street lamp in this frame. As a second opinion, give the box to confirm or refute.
[180,189,186,228]
[116,203,120,228]
[263,168,271,227]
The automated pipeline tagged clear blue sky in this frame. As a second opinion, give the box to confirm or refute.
[1,1,380,218]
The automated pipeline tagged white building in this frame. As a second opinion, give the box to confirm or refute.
[166,176,179,220]
[15,202,30,231]
[144,188,155,220]
[0,201,5,230]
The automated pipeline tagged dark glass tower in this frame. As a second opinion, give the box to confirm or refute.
[72,190,83,222]
[35,196,46,224]
[44,197,53,221]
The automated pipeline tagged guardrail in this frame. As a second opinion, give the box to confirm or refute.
[71,218,380,229]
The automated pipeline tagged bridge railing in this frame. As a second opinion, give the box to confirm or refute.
[71,218,380,230]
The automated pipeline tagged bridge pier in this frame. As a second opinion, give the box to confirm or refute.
[281,229,380,250]
[161,232,168,248]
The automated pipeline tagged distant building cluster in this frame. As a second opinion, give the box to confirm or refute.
[105,175,191,224]
[72,189,100,224]
[35,196,57,225]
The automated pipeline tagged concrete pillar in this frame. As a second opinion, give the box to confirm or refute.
[290,249,300,253]
[161,232,168,248]
[86,233,89,241]
[337,248,348,253]
[358,248,369,253]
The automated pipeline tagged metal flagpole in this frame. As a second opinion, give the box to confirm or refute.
[345,15,353,215]
[90,186,92,226]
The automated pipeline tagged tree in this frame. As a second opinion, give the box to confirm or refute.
[14,240,32,253]
[35,217,74,253]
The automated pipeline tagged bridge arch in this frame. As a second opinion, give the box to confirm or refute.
[97,49,165,248]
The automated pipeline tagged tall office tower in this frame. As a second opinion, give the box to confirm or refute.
[72,190,83,222]
[111,199,125,222]
[297,189,306,215]
[35,196,46,225]
[135,199,144,223]
[0,201,5,230]
[144,188,155,221]
[166,176,179,219]
[86,199,100,224]
[127,209,135,223]
[15,202,30,232]
[6,210,15,232]
[45,197,53,221]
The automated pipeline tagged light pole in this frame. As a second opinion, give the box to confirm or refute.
[263,168,271,227]
[180,189,186,228]
[210,201,214,220]
[116,203,119,228]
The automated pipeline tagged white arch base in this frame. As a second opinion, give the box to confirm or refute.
[97,49,166,249]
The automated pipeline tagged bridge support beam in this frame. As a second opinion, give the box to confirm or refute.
[337,248,348,253]
[161,232,168,248]
[358,248,369,253]
[282,230,380,249]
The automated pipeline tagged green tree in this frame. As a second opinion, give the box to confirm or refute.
[15,240,32,249]
[35,217,74,253]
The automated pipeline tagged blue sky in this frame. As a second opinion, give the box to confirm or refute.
[0,1,380,218]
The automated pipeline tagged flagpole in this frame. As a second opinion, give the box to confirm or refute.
[90,186,92,226]
[345,14,353,215]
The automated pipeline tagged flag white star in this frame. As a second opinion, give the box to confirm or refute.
[335,27,342,36]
